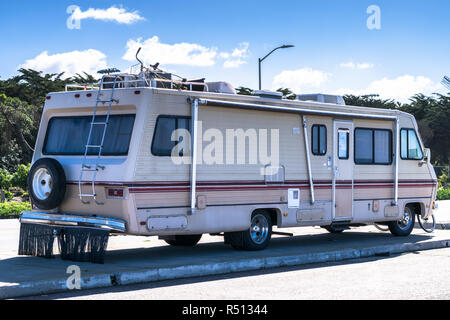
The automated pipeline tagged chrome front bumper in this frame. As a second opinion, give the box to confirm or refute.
[20,211,126,233]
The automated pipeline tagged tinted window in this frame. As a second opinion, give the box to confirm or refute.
[152,116,191,157]
[355,128,392,165]
[401,129,423,160]
[355,129,373,164]
[312,125,327,156]
[374,130,391,164]
[44,115,135,156]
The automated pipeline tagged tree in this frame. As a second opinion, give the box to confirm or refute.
[0,69,98,171]
[343,94,401,109]
[0,94,35,162]
[235,87,253,96]
[407,94,450,164]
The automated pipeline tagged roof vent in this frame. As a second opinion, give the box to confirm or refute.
[253,90,283,100]
[297,94,346,105]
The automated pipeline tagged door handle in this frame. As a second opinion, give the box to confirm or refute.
[334,166,339,178]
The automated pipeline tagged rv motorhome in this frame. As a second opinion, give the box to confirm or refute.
[18,62,438,263]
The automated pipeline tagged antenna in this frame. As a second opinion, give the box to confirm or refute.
[442,76,450,90]
[136,47,144,73]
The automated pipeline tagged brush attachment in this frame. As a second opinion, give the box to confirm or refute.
[18,223,110,264]
[18,223,56,259]
[58,227,110,264]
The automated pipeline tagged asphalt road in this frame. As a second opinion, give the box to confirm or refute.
[23,247,450,300]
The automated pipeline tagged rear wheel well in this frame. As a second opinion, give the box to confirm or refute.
[252,208,279,227]
[405,202,422,216]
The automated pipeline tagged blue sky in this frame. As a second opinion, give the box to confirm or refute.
[1,0,449,102]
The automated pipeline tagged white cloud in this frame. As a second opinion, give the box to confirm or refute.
[335,75,443,103]
[340,61,374,70]
[357,63,374,70]
[340,62,356,69]
[221,42,250,68]
[123,36,218,67]
[70,5,145,24]
[272,68,332,93]
[20,50,107,77]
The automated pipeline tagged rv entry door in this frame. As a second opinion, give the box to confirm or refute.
[333,120,354,220]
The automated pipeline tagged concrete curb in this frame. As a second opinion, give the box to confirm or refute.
[437,223,450,230]
[2,238,449,299]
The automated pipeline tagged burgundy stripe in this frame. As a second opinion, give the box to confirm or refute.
[128,183,435,194]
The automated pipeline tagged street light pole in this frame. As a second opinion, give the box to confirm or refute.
[258,45,294,90]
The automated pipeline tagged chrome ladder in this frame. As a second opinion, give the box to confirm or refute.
[78,75,120,205]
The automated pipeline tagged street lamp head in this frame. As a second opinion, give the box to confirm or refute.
[258,44,295,90]
[442,76,450,90]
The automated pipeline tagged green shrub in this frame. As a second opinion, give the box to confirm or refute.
[4,190,13,201]
[438,172,449,189]
[10,164,30,190]
[0,168,12,190]
[0,201,31,218]
[437,189,450,201]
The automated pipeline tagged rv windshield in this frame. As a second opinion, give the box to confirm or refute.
[43,114,135,156]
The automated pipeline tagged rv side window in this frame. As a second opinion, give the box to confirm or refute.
[311,125,327,156]
[401,129,424,160]
[355,128,392,165]
[338,129,349,160]
[43,115,135,156]
[152,115,191,157]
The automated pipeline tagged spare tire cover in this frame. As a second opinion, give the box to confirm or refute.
[27,158,67,210]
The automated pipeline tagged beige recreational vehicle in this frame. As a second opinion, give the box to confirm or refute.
[19,66,438,263]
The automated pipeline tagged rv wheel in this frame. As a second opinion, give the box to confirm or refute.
[28,158,66,210]
[227,211,273,251]
[388,205,416,237]
[323,226,345,234]
[163,234,202,247]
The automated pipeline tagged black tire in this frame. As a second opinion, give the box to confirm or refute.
[164,234,202,247]
[226,211,273,251]
[388,205,416,237]
[28,158,66,210]
[417,214,436,233]
[323,226,345,234]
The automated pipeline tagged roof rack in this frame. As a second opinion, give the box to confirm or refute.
[65,72,209,92]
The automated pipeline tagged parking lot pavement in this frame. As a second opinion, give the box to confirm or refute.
[24,248,450,300]
[0,217,449,299]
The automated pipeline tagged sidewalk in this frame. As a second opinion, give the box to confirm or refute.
[434,200,450,229]
[0,216,449,299]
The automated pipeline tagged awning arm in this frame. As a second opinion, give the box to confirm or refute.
[188,98,199,215]
[393,117,400,206]
[302,116,315,205]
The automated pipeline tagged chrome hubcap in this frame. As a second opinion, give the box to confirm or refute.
[32,168,53,200]
[250,214,269,244]
[397,208,413,230]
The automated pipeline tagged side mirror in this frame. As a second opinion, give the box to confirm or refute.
[419,148,430,167]
[423,148,430,161]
